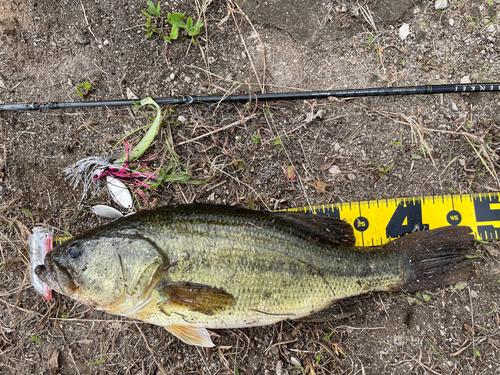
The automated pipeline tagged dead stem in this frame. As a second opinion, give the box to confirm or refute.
[177,113,256,145]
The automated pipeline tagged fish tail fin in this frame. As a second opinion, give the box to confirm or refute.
[384,226,476,292]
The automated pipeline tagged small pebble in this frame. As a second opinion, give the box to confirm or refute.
[75,33,90,45]
[328,165,341,175]
[435,0,448,10]
[290,357,301,367]
[184,76,192,83]
[460,75,471,84]
[170,73,175,80]
[449,18,455,26]
[348,174,356,180]
[399,23,410,41]
[451,102,458,111]
[103,39,110,46]
[177,115,187,123]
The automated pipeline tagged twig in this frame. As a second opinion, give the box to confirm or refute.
[79,0,101,45]
[133,322,162,356]
[464,134,499,187]
[57,326,81,375]
[335,325,386,330]
[214,166,270,211]
[264,339,298,355]
[469,287,476,364]
[177,114,256,145]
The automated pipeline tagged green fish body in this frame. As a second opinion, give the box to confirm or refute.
[36,204,474,346]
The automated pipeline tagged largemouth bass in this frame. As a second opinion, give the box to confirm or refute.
[35,204,475,347]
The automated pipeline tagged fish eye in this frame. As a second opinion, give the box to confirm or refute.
[69,247,81,259]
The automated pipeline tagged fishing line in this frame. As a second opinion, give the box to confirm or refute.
[2,83,499,111]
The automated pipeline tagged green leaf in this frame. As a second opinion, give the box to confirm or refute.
[88,360,106,365]
[142,10,151,17]
[188,21,204,36]
[164,173,191,182]
[169,25,179,41]
[429,342,445,360]
[422,294,431,302]
[147,1,160,17]
[466,253,481,259]
[392,141,402,146]
[22,208,32,218]
[31,335,41,343]
[454,281,468,290]
[184,179,204,185]
[115,98,162,165]
[384,161,394,173]
[186,16,193,30]
[148,168,165,189]
[251,135,261,143]
[248,199,255,210]
[169,12,186,28]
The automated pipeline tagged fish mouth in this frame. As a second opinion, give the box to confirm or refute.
[35,258,78,295]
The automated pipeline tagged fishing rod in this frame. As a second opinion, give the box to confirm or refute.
[1,82,499,111]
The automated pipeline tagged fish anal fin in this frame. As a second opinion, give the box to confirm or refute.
[160,282,235,316]
[273,212,356,247]
[165,325,214,347]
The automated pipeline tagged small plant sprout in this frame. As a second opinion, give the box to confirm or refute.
[375,161,394,183]
[141,3,204,46]
[76,81,92,98]
[251,135,261,143]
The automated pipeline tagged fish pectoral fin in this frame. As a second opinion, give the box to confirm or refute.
[159,282,235,316]
[272,212,356,247]
[165,325,214,347]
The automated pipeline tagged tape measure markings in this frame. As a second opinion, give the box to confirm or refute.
[286,193,500,246]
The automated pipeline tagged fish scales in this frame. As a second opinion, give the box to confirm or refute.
[35,203,475,346]
[135,206,406,327]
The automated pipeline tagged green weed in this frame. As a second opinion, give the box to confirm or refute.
[76,81,92,98]
[142,2,204,45]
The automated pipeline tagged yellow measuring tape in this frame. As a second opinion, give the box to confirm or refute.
[53,193,500,247]
[287,192,500,246]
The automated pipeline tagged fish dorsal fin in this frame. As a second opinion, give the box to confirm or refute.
[165,325,214,347]
[159,282,235,316]
[272,212,356,247]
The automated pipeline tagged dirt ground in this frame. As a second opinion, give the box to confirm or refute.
[1,0,500,374]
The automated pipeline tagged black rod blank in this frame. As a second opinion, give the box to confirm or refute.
[1,83,499,111]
